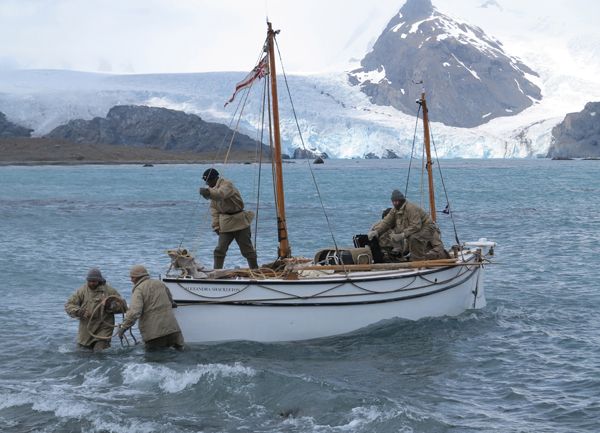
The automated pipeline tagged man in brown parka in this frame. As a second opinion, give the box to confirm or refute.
[65,268,127,352]
[118,265,184,350]
[199,168,258,269]
[368,190,449,261]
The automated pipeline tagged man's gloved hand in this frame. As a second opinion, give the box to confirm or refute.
[77,308,90,320]
[214,229,220,235]
[391,233,405,243]
[367,230,378,241]
[199,187,211,199]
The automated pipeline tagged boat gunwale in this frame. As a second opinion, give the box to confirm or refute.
[170,264,480,307]
[163,256,480,285]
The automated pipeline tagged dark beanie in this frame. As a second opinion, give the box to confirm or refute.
[202,168,219,181]
[86,268,105,283]
[391,190,405,201]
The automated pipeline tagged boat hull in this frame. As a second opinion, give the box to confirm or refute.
[164,259,486,343]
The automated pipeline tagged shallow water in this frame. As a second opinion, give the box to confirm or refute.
[1,159,599,432]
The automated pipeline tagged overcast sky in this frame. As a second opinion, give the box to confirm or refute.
[1,0,598,74]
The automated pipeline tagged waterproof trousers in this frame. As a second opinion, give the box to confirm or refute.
[80,340,110,352]
[214,226,258,269]
[408,224,450,261]
[144,331,185,351]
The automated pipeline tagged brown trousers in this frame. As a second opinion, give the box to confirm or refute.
[408,224,450,261]
[214,226,258,268]
[144,331,185,350]
[79,340,110,352]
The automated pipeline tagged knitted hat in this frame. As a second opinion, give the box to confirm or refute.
[202,168,219,181]
[390,190,405,201]
[129,264,149,278]
[86,268,105,283]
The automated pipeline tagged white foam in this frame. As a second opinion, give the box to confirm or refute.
[92,418,163,433]
[0,393,31,410]
[121,362,256,393]
[82,366,110,387]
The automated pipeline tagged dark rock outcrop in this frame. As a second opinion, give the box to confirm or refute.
[0,112,33,138]
[45,105,263,153]
[348,0,541,127]
[292,147,329,160]
[546,102,600,158]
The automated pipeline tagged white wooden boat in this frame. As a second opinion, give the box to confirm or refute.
[163,22,495,343]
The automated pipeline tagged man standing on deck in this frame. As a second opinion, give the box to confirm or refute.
[199,168,258,269]
[65,268,127,352]
[368,190,449,261]
[118,265,184,350]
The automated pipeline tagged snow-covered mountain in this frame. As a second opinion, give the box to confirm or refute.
[349,0,541,127]
[0,0,599,159]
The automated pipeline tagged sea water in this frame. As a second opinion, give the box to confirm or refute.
[0,159,599,432]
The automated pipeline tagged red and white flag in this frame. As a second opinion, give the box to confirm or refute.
[224,56,269,107]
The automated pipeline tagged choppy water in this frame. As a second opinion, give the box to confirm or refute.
[1,159,599,432]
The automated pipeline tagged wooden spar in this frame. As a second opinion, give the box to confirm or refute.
[267,22,291,258]
[421,92,437,223]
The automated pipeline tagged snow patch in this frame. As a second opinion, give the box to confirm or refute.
[352,66,387,85]
[409,17,436,34]
[391,22,405,33]
[443,62,451,67]
[451,54,481,80]
[482,112,492,118]
[591,112,596,116]
[514,78,525,94]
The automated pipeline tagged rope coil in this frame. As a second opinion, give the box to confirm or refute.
[84,295,138,347]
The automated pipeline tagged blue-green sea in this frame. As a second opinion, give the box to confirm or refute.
[1,159,599,432]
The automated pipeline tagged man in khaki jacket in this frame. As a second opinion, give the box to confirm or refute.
[65,268,127,352]
[370,207,404,261]
[368,190,449,261]
[199,168,258,269]
[118,265,184,350]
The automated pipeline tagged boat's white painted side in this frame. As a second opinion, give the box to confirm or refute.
[165,257,486,342]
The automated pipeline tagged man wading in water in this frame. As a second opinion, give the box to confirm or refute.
[118,265,184,350]
[65,268,127,352]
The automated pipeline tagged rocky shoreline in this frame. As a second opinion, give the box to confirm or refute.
[0,137,259,166]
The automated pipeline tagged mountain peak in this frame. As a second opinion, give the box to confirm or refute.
[399,0,434,21]
[348,0,541,127]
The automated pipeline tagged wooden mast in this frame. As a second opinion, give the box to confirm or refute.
[420,92,437,222]
[267,22,291,258]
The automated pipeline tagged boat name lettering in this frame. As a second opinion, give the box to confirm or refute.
[185,286,240,293]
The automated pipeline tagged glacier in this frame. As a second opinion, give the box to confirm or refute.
[0,65,599,159]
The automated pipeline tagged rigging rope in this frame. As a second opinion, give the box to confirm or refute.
[405,93,460,247]
[404,104,422,198]
[428,121,461,246]
[273,37,345,273]
[253,76,269,249]
[184,41,268,259]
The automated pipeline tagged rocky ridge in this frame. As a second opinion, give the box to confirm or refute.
[0,112,32,138]
[45,105,264,155]
[546,102,600,158]
[348,0,541,128]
